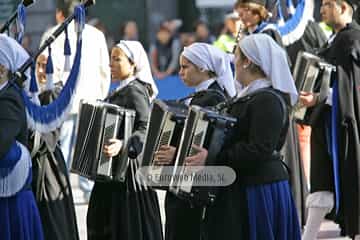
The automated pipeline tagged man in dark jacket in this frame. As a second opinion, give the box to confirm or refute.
[300,0,360,239]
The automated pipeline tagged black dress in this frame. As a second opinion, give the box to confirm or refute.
[30,87,79,240]
[87,79,163,240]
[165,81,228,240]
[307,22,360,238]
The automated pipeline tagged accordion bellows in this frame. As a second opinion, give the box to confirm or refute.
[71,100,135,182]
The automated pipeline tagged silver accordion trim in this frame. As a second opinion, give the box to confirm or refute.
[172,105,236,206]
[139,99,188,188]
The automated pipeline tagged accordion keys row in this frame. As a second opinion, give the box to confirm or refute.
[140,100,188,188]
[169,105,236,205]
[70,100,135,182]
[140,100,237,206]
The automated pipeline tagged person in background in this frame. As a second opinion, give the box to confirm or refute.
[179,32,196,48]
[29,54,79,240]
[193,20,215,44]
[213,11,240,53]
[234,0,283,46]
[121,21,139,41]
[41,0,110,202]
[300,0,360,239]
[35,54,47,92]
[149,22,181,79]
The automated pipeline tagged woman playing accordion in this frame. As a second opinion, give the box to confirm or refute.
[154,42,236,240]
[86,40,163,240]
[190,34,302,240]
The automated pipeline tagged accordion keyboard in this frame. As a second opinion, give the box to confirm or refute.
[152,115,176,172]
[188,118,208,157]
[97,112,119,176]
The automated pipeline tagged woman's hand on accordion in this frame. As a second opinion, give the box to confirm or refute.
[154,145,176,165]
[103,139,123,157]
[185,145,208,166]
[299,91,319,107]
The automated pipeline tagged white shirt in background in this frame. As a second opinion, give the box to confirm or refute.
[41,21,111,114]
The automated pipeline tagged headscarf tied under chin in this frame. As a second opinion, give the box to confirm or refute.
[239,34,298,106]
[116,40,158,101]
[0,33,29,75]
[182,42,237,98]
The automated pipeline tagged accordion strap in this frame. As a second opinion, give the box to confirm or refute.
[106,80,151,104]
[177,89,227,103]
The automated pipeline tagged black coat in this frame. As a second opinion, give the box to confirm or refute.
[0,82,27,158]
[205,88,290,240]
[309,22,360,237]
[87,79,163,240]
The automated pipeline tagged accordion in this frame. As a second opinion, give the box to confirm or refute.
[292,51,335,120]
[71,100,135,182]
[140,99,188,188]
[169,105,237,206]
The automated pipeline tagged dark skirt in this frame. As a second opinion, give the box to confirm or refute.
[87,159,163,240]
[32,145,79,240]
[206,180,301,240]
[0,190,44,240]
[165,192,203,240]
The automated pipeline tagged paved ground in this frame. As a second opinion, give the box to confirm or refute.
[71,174,351,240]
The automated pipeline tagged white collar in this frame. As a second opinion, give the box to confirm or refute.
[195,78,216,92]
[115,76,136,92]
[237,78,272,98]
[0,81,8,91]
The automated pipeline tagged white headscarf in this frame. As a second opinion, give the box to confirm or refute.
[182,42,237,97]
[239,34,298,105]
[116,40,158,101]
[0,33,29,77]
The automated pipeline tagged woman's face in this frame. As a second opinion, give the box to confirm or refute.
[110,47,134,80]
[240,6,261,29]
[234,46,250,86]
[178,55,204,87]
[0,64,9,84]
[36,54,47,85]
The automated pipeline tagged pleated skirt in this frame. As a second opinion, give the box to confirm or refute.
[246,180,301,240]
[206,180,301,240]
[0,190,44,240]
